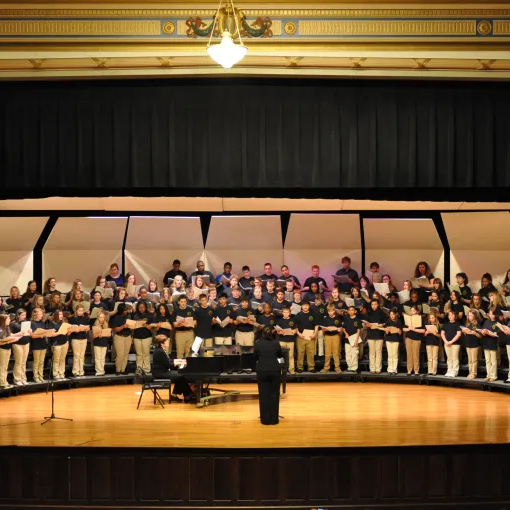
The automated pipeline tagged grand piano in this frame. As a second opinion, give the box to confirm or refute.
[174,350,289,408]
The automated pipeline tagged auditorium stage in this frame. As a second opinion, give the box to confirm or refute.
[1,382,509,449]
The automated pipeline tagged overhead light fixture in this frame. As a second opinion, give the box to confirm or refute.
[207,0,247,69]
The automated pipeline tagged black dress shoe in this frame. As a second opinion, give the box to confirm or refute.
[296,369,303,373]
[309,369,316,373]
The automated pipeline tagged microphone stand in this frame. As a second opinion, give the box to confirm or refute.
[41,338,73,425]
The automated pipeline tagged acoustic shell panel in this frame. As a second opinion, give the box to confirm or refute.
[364,218,444,289]
[125,217,204,287]
[284,214,361,290]
[43,217,127,291]
[0,217,48,295]
[442,212,510,292]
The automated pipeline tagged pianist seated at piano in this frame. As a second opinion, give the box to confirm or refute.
[152,336,195,403]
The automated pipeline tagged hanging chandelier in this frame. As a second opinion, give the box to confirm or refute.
[206,0,247,69]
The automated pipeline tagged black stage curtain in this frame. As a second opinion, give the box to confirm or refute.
[1,78,509,200]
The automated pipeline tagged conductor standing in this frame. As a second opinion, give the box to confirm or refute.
[254,326,283,425]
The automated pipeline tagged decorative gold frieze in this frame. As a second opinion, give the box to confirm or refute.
[493,20,510,34]
[299,20,476,36]
[1,8,510,18]
[0,20,161,36]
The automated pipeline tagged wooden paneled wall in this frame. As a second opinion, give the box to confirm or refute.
[1,445,510,509]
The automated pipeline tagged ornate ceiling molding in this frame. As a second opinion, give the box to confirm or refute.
[1,2,510,79]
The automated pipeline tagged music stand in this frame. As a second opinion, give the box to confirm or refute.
[41,340,73,425]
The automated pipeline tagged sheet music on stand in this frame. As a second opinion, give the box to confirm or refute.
[191,336,203,356]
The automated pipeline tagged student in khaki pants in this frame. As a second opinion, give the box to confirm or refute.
[320,305,342,373]
[481,310,500,382]
[464,310,482,379]
[111,303,133,375]
[9,309,31,386]
[295,301,318,373]
[424,314,442,375]
[441,311,463,378]
[402,306,425,375]
[91,311,111,376]
[365,300,386,374]
[342,306,362,372]
[131,302,156,375]
[68,304,91,377]
[30,307,50,383]
[275,307,297,374]
[172,295,197,359]
[0,314,23,389]
[383,309,403,375]
[50,310,69,380]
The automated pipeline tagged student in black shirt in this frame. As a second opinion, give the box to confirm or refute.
[310,294,326,358]
[190,260,215,283]
[51,310,69,380]
[0,315,20,389]
[212,293,235,349]
[403,306,425,376]
[303,282,320,303]
[441,311,463,378]
[431,278,450,304]
[272,290,291,317]
[256,303,276,340]
[424,313,442,375]
[106,263,125,287]
[21,280,38,314]
[320,304,343,373]
[111,303,133,375]
[154,303,174,354]
[343,306,362,372]
[447,290,465,322]
[10,309,31,386]
[384,308,403,375]
[239,266,255,295]
[335,256,359,294]
[275,306,297,374]
[45,292,64,317]
[90,290,109,318]
[365,300,386,374]
[302,265,328,293]
[68,304,90,378]
[456,272,473,305]
[6,286,23,313]
[259,263,278,286]
[193,294,214,356]
[131,302,155,375]
[428,291,445,322]
[227,286,242,310]
[262,280,277,304]
[172,295,196,358]
[279,265,301,290]
[234,296,256,352]
[163,259,188,287]
[464,309,483,379]
[481,309,500,381]
[30,307,51,383]
[295,301,318,373]
[92,310,111,376]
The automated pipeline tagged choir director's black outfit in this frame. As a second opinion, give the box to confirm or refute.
[254,335,283,425]
[152,346,193,398]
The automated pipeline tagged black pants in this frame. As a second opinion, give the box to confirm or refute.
[257,370,281,425]
[156,371,193,397]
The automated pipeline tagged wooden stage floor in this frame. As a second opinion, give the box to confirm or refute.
[1,383,509,449]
